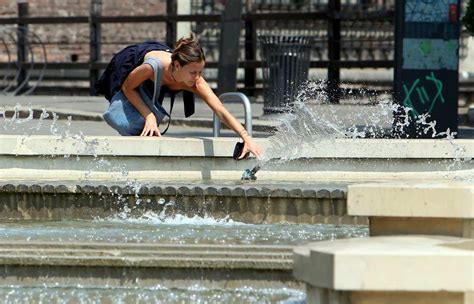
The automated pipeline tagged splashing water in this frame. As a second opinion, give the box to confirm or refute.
[0,217,368,245]
[106,208,242,226]
[262,81,391,161]
[0,104,138,210]
[257,80,473,182]
[1,103,36,133]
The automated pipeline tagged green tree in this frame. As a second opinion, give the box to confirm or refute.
[463,0,474,35]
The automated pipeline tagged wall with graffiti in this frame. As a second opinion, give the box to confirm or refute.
[395,0,461,137]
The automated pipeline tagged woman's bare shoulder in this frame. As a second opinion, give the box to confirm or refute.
[144,51,171,66]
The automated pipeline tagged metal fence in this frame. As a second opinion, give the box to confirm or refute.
[191,0,395,62]
[188,0,397,102]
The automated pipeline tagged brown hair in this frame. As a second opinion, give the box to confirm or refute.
[171,34,205,66]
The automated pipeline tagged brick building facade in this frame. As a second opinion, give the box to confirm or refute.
[0,0,167,63]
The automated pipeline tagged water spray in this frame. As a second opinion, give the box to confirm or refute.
[233,141,261,180]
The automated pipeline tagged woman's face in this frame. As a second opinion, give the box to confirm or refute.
[176,61,205,87]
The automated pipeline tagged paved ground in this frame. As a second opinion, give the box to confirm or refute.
[0,119,273,138]
[0,95,473,138]
[0,95,272,137]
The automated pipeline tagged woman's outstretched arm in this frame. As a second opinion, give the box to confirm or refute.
[192,78,264,159]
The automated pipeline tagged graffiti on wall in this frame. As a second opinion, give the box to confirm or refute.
[402,72,446,118]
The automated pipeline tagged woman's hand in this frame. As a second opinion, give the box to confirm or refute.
[239,137,264,160]
[140,113,161,137]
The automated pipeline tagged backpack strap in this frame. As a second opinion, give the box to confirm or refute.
[142,57,171,135]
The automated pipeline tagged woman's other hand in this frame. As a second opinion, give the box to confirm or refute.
[239,137,264,160]
[140,113,161,136]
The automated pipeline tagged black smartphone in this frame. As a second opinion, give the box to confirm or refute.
[233,142,249,160]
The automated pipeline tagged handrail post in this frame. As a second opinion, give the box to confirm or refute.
[217,0,242,95]
[166,0,177,48]
[17,0,28,93]
[213,92,253,137]
[244,0,257,96]
[327,0,341,104]
[244,5,256,96]
[89,0,102,95]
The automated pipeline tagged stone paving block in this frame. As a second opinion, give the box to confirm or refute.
[81,185,95,194]
[287,189,301,198]
[176,186,190,196]
[190,186,204,196]
[54,185,69,193]
[316,189,330,199]
[30,184,42,193]
[219,187,232,197]
[204,186,218,196]
[232,187,245,197]
[138,186,149,195]
[148,186,162,195]
[42,185,54,193]
[260,187,271,197]
[95,185,108,194]
[245,187,259,197]
[109,185,121,195]
[2,184,15,192]
[302,189,317,198]
[16,184,28,193]
[270,189,288,198]
[331,189,345,199]
[163,186,176,196]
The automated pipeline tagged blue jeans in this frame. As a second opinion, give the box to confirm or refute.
[103,90,146,136]
[104,88,170,136]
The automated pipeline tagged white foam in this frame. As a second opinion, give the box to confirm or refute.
[101,211,246,227]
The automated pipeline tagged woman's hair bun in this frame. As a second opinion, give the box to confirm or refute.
[172,33,205,66]
[175,33,198,49]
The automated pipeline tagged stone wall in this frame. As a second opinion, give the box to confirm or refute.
[0,0,167,62]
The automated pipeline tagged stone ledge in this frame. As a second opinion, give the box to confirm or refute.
[1,135,474,158]
[0,181,363,224]
[294,236,474,292]
[0,242,293,270]
[0,181,346,199]
[348,181,474,218]
[0,265,299,290]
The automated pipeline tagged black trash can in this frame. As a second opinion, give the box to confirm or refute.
[259,35,313,114]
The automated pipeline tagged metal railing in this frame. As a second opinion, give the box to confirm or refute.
[213,92,253,137]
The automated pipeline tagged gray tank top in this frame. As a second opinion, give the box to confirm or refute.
[139,57,172,135]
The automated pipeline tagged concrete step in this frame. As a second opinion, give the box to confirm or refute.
[0,241,293,270]
[0,241,301,290]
